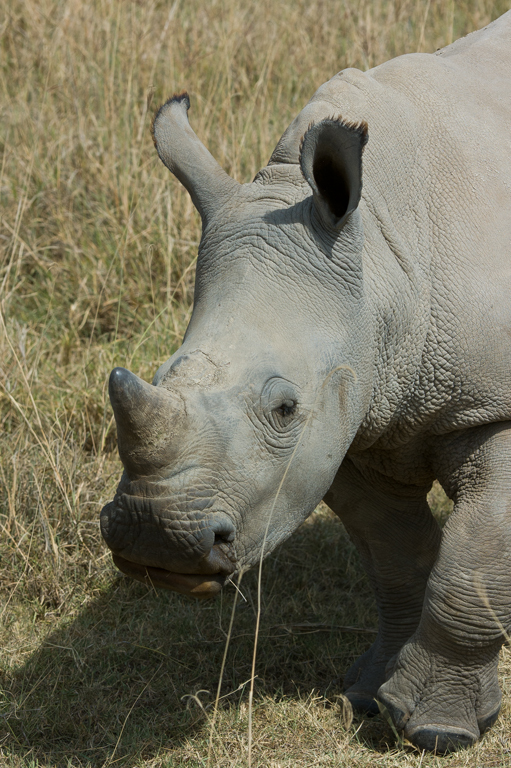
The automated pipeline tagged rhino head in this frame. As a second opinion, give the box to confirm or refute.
[100,92,374,598]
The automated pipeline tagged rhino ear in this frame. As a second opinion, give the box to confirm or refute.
[299,118,368,230]
[152,92,240,224]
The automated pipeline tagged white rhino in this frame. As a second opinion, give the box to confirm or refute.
[100,12,511,753]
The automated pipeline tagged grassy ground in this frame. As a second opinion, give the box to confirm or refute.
[1,1,510,765]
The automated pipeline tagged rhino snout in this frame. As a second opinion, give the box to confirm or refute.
[100,496,237,598]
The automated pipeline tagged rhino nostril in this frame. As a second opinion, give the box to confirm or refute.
[210,514,235,545]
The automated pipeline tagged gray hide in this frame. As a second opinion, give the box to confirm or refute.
[100,13,511,754]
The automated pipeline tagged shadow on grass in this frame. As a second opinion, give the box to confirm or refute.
[0,509,391,767]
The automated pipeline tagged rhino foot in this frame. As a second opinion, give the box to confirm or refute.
[377,633,501,753]
[344,638,399,715]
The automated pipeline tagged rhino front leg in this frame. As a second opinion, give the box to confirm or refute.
[378,422,511,752]
[324,459,442,714]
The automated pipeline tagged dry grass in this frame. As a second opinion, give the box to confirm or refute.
[1,0,510,766]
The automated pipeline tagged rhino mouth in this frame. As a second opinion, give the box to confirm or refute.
[112,554,228,598]
[101,490,239,599]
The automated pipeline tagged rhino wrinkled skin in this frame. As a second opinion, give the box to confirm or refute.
[100,13,511,753]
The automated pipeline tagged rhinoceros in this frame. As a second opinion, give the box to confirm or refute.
[100,12,511,753]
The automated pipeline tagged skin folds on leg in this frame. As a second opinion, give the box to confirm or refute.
[378,422,511,752]
[324,459,442,714]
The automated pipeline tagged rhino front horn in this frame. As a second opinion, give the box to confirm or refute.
[152,92,240,224]
[109,367,182,477]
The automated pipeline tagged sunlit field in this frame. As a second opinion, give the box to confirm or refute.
[1,1,510,765]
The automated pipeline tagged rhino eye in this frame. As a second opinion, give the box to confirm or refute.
[275,400,296,418]
[269,398,298,431]
[260,378,300,432]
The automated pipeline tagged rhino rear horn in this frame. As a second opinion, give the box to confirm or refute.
[300,117,368,230]
[152,92,240,224]
[109,368,182,477]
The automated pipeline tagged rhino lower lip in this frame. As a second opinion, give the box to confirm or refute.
[112,554,227,598]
